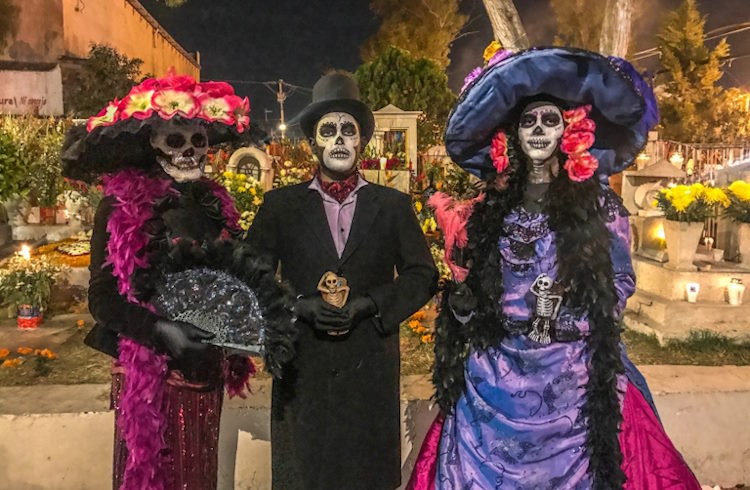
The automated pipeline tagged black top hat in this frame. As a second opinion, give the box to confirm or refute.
[295,72,375,145]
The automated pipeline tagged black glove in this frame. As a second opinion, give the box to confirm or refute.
[154,319,215,360]
[448,282,477,317]
[316,296,377,333]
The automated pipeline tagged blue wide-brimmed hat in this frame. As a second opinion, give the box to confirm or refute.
[445,47,659,178]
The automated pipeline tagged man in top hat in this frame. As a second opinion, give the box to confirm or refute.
[246,71,438,490]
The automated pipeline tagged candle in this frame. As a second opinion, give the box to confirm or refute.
[19,245,31,261]
[727,278,745,306]
[685,282,700,303]
[379,157,387,170]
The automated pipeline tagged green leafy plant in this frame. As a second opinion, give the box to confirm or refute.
[355,47,455,150]
[0,129,25,201]
[0,253,65,311]
[65,44,146,117]
[0,116,71,207]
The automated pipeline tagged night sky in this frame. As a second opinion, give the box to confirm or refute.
[139,0,750,134]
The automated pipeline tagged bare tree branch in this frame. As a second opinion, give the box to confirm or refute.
[481,0,530,51]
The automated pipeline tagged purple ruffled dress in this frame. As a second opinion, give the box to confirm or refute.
[433,204,685,489]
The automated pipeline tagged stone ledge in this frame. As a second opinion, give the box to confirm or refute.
[3,368,750,416]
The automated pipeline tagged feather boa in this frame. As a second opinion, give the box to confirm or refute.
[427,192,484,283]
[102,169,246,490]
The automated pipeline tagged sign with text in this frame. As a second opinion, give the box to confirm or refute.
[0,65,63,116]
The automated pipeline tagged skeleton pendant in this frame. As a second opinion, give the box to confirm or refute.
[317,271,351,336]
[529,273,563,345]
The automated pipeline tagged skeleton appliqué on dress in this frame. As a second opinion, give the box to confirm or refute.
[529,273,563,344]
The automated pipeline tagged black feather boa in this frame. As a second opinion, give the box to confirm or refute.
[134,238,298,379]
[433,132,625,488]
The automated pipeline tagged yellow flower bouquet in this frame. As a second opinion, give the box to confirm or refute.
[215,171,265,231]
[725,180,750,223]
[654,183,729,222]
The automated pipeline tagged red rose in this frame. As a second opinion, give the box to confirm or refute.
[565,118,596,135]
[490,130,509,173]
[561,131,595,154]
[564,152,599,182]
[563,105,592,125]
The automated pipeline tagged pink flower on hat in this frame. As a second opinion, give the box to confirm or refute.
[86,99,120,132]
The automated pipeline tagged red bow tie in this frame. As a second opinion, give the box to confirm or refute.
[318,172,360,203]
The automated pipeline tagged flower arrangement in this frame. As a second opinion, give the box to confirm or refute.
[216,171,264,231]
[413,198,438,235]
[406,310,434,344]
[430,244,452,281]
[275,159,313,188]
[724,181,750,223]
[0,252,65,311]
[655,183,729,222]
[87,71,250,134]
[0,346,57,371]
[63,178,104,225]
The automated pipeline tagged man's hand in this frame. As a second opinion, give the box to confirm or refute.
[317,296,377,333]
[154,319,215,360]
[448,283,477,317]
[295,296,376,334]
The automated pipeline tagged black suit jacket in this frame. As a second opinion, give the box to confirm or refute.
[245,179,437,490]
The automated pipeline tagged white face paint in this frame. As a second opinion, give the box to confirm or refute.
[150,119,208,182]
[518,102,564,164]
[315,112,361,174]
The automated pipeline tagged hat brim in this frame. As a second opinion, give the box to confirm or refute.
[446,47,658,178]
[294,99,375,146]
[62,116,265,183]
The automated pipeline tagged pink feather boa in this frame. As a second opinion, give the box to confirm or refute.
[102,169,245,490]
[427,192,485,283]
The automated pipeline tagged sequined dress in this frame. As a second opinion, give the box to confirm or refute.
[432,204,701,489]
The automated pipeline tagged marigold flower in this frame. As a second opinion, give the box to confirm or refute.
[483,40,504,63]
[729,181,750,202]
[17,346,33,355]
[0,348,9,359]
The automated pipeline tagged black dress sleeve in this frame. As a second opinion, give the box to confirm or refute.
[88,197,162,349]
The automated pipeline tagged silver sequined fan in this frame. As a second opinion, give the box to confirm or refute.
[151,267,266,354]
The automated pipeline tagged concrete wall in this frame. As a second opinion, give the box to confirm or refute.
[1,0,198,79]
[0,0,64,62]
[61,0,200,78]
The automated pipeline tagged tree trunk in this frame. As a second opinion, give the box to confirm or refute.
[599,0,633,57]
[481,0,530,51]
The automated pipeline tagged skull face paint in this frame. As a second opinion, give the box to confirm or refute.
[150,118,208,182]
[314,112,361,174]
[518,102,564,164]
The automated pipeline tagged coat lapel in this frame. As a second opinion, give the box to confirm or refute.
[339,185,381,265]
[300,186,339,263]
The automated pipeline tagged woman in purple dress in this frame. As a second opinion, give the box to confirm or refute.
[408,47,701,489]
